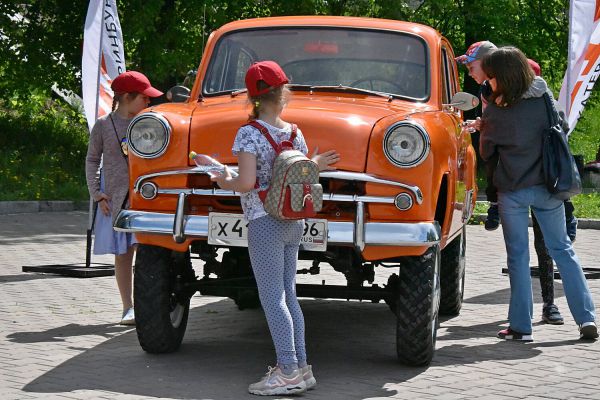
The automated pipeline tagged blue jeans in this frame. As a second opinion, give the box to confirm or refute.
[498,185,596,334]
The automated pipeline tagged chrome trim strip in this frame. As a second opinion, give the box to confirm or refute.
[114,210,441,247]
[321,171,423,204]
[156,187,397,204]
[133,167,209,192]
[173,193,187,243]
[134,169,423,204]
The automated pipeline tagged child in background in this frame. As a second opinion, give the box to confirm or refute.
[211,61,339,396]
[85,71,163,325]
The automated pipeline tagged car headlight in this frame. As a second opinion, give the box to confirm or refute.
[383,121,430,168]
[127,113,171,158]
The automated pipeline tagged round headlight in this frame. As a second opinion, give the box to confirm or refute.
[383,122,430,168]
[127,113,171,158]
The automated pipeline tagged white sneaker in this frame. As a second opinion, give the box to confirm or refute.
[301,365,316,390]
[579,321,598,340]
[248,366,306,396]
[120,307,135,326]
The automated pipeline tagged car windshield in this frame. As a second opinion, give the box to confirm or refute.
[203,27,429,101]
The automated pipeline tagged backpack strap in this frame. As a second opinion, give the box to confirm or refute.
[246,120,281,152]
[289,123,297,144]
[245,121,298,152]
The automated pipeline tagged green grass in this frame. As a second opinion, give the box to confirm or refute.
[0,92,90,201]
[569,91,600,163]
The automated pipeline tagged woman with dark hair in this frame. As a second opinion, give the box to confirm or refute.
[479,46,597,341]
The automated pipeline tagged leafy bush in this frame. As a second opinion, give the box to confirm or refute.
[0,90,89,200]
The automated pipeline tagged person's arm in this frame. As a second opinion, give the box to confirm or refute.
[211,151,257,193]
[85,123,111,215]
[479,115,497,162]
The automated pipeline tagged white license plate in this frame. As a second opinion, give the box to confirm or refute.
[208,213,327,252]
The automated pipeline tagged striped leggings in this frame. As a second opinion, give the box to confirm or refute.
[247,214,306,366]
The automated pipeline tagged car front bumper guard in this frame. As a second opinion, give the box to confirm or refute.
[114,193,440,251]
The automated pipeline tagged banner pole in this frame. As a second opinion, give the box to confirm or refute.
[86,0,107,268]
[566,0,574,117]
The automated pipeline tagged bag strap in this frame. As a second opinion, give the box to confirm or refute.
[542,92,559,127]
[109,114,129,164]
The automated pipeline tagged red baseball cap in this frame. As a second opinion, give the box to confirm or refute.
[245,61,289,97]
[111,71,163,97]
[527,59,541,76]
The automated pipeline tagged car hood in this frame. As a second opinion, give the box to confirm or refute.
[188,94,432,172]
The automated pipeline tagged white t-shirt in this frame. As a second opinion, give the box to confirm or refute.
[232,119,308,221]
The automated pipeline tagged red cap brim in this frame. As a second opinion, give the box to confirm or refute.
[141,86,164,97]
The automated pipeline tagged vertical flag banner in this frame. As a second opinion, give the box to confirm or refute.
[558,0,600,133]
[82,0,126,131]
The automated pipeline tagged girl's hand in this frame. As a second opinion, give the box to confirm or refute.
[210,167,232,188]
[311,147,340,171]
[96,193,111,216]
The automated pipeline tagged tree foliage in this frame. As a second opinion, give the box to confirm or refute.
[0,0,571,97]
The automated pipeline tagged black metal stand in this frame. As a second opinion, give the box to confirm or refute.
[21,198,115,278]
[502,266,600,279]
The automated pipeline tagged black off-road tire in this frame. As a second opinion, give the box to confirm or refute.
[396,245,441,366]
[439,227,466,316]
[134,244,193,353]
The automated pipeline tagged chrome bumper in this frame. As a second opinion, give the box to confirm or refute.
[114,195,440,251]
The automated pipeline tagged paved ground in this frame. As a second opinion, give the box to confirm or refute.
[1,211,599,400]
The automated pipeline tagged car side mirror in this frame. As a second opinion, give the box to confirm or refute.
[444,92,480,111]
[166,85,191,103]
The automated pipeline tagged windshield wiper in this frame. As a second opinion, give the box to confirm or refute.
[288,84,395,100]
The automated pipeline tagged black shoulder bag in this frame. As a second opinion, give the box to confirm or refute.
[541,93,582,200]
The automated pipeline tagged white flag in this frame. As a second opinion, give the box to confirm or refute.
[82,0,126,132]
[558,0,600,133]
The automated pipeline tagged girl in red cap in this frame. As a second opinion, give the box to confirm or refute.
[85,71,162,326]
[212,61,339,395]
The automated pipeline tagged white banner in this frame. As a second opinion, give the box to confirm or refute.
[558,0,600,133]
[82,0,126,131]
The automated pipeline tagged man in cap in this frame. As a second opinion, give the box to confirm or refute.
[456,41,500,231]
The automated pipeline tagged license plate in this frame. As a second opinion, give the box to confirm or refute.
[208,213,327,252]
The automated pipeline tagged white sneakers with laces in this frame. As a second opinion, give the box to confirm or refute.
[248,366,306,396]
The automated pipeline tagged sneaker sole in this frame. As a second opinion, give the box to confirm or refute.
[498,334,533,342]
[119,319,136,326]
[580,325,599,340]
[484,224,499,231]
[249,382,307,396]
[305,377,317,390]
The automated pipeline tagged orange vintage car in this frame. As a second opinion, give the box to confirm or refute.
[115,16,478,366]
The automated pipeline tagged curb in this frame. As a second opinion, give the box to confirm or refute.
[469,213,600,230]
[0,201,89,215]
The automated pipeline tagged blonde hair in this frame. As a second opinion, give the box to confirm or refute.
[247,82,290,120]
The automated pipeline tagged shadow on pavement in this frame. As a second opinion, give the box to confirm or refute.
[464,280,564,305]
[7,323,131,343]
[19,296,558,399]
[0,273,65,284]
